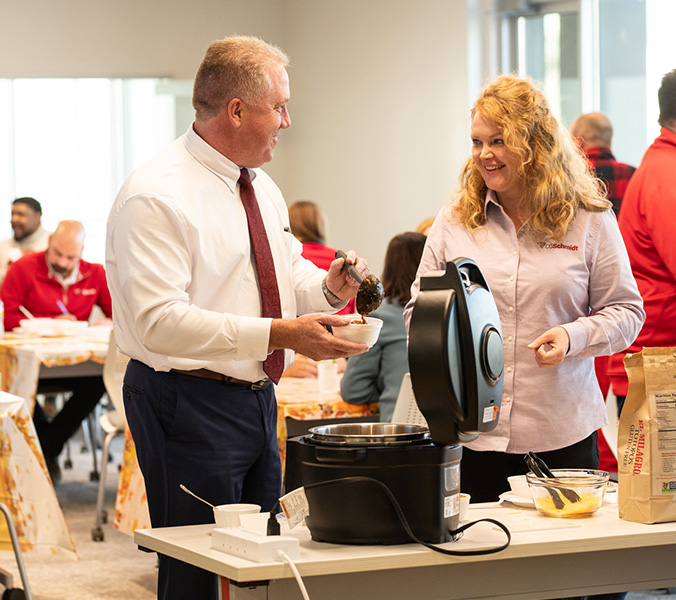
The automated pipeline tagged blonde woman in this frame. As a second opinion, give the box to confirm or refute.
[404,75,644,505]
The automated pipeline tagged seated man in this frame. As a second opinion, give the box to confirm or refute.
[0,220,112,482]
[0,197,51,284]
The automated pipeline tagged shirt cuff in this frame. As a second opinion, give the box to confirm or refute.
[234,316,273,362]
[561,323,581,356]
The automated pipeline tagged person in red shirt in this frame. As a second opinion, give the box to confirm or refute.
[608,70,676,413]
[570,112,636,216]
[288,200,357,314]
[285,201,354,378]
[0,220,113,482]
[570,112,637,472]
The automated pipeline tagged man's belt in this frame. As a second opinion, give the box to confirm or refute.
[170,368,272,390]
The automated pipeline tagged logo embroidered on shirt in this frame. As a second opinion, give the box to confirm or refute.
[537,242,579,251]
[74,288,97,295]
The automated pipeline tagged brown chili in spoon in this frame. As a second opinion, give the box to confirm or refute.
[334,250,384,318]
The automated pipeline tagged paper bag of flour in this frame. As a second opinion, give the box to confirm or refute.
[618,347,676,523]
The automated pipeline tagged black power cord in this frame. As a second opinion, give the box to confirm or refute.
[305,476,511,556]
[266,500,281,536]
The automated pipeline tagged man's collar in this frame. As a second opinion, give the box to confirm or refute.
[184,124,258,191]
[45,255,81,287]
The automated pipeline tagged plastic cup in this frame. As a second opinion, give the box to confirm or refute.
[459,493,471,522]
[317,360,339,395]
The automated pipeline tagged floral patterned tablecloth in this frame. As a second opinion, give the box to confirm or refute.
[0,391,77,558]
[0,330,151,538]
[0,333,109,413]
[114,428,151,536]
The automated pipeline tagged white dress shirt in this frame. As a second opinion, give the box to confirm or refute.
[106,126,334,382]
[404,191,645,453]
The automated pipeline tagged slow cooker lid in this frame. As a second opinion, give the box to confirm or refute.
[307,422,430,446]
[407,257,504,446]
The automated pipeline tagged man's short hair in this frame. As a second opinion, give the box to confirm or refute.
[13,197,42,214]
[658,69,676,127]
[192,35,289,121]
[570,112,613,148]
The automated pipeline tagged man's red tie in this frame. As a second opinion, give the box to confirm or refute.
[238,168,284,384]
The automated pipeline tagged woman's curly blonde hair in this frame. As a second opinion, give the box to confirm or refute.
[453,74,610,241]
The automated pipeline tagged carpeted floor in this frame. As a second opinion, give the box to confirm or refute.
[0,428,674,599]
[0,433,157,599]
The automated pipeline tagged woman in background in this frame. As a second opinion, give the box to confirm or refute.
[341,232,426,421]
[404,75,644,513]
[284,201,352,378]
[288,201,356,316]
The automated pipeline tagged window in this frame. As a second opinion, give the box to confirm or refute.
[0,78,183,264]
[484,0,676,167]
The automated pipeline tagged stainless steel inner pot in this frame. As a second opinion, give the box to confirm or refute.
[307,422,430,446]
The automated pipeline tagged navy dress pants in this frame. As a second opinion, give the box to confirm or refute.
[123,360,282,600]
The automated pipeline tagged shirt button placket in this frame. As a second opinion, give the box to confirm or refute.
[502,249,518,408]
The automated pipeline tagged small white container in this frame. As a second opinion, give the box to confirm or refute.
[332,316,383,347]
[317,360,339,395]
[507,474,530,499]
[459,493,471,522]
[213,503,261,528]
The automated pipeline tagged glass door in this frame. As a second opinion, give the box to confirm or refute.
[490,0,582,124]
[487,0,651,164]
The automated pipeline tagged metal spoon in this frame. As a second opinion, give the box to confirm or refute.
[179,484,215,508]
[334,250,384,315]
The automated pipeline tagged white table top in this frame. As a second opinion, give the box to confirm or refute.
[135,501,676,584]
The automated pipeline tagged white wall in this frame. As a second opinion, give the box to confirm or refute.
[0,0,286,78]
[0,0,472,274]
[271,0,471,273]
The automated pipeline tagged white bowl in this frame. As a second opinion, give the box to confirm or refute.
[507,474,530,499]
[213,503,261,528]
[332,316,383,347]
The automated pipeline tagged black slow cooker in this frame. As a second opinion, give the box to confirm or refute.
[285,258,504,545]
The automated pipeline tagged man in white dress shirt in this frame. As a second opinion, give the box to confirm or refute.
[0,197,51,284]
[106,36,369,600]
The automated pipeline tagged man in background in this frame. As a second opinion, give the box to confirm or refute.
[0,197,51,283]
[107,36,369,600]
[0,220,112,482]
[570,112,638,471]
[570,112,636,215]
[609,69,676,413]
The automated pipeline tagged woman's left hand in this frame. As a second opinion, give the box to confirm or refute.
[527,326,570,368]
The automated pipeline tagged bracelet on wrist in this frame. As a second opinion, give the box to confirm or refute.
[322,278,342,305]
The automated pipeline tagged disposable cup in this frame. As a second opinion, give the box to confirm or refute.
[508,474,530,498]
[213,503,261,528]
[459,493,471,522]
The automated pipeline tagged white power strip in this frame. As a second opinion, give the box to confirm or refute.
[211,528,301,563]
